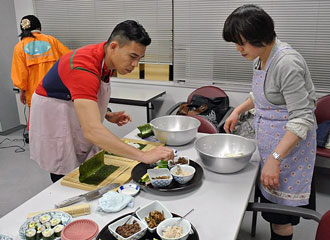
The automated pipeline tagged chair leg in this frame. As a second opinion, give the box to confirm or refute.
[251,181,259,237]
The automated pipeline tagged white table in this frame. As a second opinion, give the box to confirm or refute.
[109,87,166,122]
[0,129,260,240]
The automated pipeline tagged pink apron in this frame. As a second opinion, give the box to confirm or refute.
[253,47,316,206]
[30,69,110,175]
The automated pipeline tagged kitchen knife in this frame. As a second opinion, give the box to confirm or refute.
[55,182,119,208]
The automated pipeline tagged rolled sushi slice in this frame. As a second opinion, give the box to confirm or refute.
[50,217,61,227]
[53,224,64,237]
[28,221,37,229]
[42,228,55,240]
[36,225,45,240]
[26,228,37,240]
[43,221,51,229]
[39,213,51,224]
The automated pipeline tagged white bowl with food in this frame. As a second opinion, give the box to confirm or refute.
[156,217,191,240]
[108,215,147,240]
[170,165,195,184]
[168,156,190,169]
[147,168,173,188]
[136,200,173,233]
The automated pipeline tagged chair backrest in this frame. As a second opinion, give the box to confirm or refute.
[187,86,227,104]
[316,210,330,240]
[189,115,218,134]
[315,94,330,124]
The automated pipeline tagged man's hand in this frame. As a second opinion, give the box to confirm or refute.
[105,111,132,126]
[20,90,26,105]
[140,146,174,164]
[261,156,281,190]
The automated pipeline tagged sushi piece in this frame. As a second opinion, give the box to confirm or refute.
[25,228,37,240]
[42,228,54,240]
[28,221,37,229]
[53,224,64,237]
[39,213,51,224]
[50,217,61,227]
[36,225,45,240]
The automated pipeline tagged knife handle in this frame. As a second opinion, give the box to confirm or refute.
[55,195,84,208]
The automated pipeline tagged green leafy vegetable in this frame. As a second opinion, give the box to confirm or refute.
[137,123,154,139]
[79,151,119,185]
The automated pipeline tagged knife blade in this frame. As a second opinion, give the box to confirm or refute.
[55,182,119,208]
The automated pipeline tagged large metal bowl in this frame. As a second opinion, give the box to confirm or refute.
[149,115,201,146]
[194,134,256,173]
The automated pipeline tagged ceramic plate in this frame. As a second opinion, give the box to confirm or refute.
[118,183,140,196]
[131,160,203,195]
[0,234,14,240]
[19,211,72,240]
[97,212,199,240]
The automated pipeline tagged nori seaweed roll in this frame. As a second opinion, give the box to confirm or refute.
[36,225,45,240]
[50,217,61,227]
[42,228,54,240]
[53,224,64,237]
[25,228,37,240]
[39,213,51,224]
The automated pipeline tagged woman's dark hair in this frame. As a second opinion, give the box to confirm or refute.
[19,15,41,40]
[223,4,276,47]
[107,20,151,47]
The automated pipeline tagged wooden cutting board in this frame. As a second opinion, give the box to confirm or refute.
[60,138,163,191]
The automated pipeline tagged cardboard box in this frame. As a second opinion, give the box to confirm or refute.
[145,64,169,81]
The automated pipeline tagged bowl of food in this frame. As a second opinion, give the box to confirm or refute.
[156,217,191,240]
[147,168,173,188]
[194,134,256,173]
[108,215,147,240]
[170,165,195,184]
[136,201,173,233]
[149,116,200,146]
[168,156,190,169]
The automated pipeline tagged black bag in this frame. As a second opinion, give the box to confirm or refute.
[177,95,229,126]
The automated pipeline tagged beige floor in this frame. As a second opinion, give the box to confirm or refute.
[1,129,329,239]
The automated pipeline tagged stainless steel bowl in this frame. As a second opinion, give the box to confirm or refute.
[194,134,256,173]
[149,115,201,146]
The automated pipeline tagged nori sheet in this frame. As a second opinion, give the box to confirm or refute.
[79,150,119,185]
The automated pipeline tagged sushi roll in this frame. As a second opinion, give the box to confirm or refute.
[25,228,37,240]
[43,221,51,229]
[36,225,45,240]
[42,228,54,240]
[50,217,61,227]
[39,213,51,224]
[28,221,37,229]
[53,224,64,237]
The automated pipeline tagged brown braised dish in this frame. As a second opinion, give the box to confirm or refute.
[152,176,170,179]
[116,220,141,238]
[145,210,165,228]
[177,157,189,164]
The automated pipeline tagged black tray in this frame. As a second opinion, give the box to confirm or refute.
[131,160,204,194]
[96,212,199,240]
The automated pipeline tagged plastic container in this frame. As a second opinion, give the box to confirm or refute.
[61,219,99,240]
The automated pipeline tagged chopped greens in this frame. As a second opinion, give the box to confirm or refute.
[79,151,119,185]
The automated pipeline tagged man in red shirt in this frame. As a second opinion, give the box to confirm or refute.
[30,20,174,182]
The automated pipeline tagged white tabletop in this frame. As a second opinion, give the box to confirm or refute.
[0,130,260,240]
[110,86,165,103]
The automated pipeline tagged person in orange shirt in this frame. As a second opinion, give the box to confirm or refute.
[11,15,70,141]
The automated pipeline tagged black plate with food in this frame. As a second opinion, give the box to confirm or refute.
[131,160,203,194]
[96,212,199,240]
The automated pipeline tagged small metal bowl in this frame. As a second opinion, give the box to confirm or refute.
[195,134,256,173]
[150,116,200,146]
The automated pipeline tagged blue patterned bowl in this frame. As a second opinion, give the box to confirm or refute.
[170,165,195,184]
[147,168,173,188]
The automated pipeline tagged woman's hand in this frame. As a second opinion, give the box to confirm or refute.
[140,146,174,164]
[105,111,132,126]
[223,110,240,133]
[261,157,281,190]
[20,90,26,105]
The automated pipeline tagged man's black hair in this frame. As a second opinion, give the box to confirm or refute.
[107,20,151,47]
[19,15,42,40]
[223,4,276,47]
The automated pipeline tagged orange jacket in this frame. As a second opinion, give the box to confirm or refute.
[11,32,70,107]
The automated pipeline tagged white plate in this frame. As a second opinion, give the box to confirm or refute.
[19,211,72,240]
[0,234,14,240]
[118,183,140,196]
